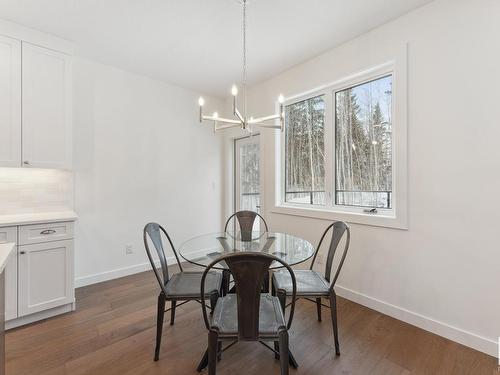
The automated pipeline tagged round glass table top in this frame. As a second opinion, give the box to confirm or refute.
[178,231,315,270]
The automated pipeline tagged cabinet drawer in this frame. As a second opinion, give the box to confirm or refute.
[0,227,17,244]
[19,222,74,245]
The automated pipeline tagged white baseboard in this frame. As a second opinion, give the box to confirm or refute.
[75,262,158,288]
[74,249,210,288]
[335,284,498,358]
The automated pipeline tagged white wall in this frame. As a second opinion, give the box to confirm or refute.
[234,0,500,356]
[73,58,224,286]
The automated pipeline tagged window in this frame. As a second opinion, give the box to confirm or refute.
[335,75,392,209]
[285,95,325,205]
[276,59,407,229]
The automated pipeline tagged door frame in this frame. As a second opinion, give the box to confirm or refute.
[233,133,261,214]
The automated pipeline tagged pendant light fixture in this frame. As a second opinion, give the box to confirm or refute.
[198,0,285,132]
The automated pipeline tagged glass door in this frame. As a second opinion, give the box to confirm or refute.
[234,135,261,231]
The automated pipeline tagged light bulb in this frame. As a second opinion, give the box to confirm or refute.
[213,112,218,118]
[278,94,285,104]
[231,85,238,96]
[372,140,378,145]
[198,97,205,106]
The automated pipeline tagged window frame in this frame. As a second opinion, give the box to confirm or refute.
[274,58,408,229]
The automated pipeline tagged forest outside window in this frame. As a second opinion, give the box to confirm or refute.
[278,61,407,227]
[335,75,393,209]
[285,95,325,205]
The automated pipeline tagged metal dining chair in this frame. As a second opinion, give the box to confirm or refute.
[200,252,297,375]
[143,222,223,361]
[272,221,350,356]
[224,210,269,241]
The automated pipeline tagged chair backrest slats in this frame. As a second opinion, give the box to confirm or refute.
[143,222,183,293]
[310,221,350,286]
[224,211,269,241]
[225,255,273,339]
[200,252,297,339]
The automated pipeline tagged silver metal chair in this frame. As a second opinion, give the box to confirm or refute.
[143,222,222,361]
[200,252,297,375]
[272,221,350,356]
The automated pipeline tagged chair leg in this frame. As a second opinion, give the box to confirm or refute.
[278,331,289,375]
[277,290,286,313]
[154,292,166,361]
[208,330,219,375]
[196,350,208,372]
[222,270,231,296]
[170,300,177,325]
[316,297,322,322]
[274,341,280,359]
[262,270,270,293]
[329,292,340,356]
[210,292,218,315]
[217,341,222,361]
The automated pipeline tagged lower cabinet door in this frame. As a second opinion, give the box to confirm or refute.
[18,240,74,316]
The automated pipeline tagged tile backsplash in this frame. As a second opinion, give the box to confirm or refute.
[0,168,73,215]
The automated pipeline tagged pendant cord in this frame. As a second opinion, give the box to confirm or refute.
[242,0,247,121]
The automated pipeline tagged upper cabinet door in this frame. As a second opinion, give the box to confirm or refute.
[22,42,72,169]
[0,36,21,167]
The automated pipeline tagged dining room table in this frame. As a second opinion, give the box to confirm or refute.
[178,230,315,371]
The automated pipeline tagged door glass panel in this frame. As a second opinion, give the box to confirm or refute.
[235,135,260,231]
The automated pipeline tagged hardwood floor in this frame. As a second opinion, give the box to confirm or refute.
[5,270,497,375]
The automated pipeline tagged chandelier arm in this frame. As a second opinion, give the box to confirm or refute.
[253,124,282,129]
[202,115,241,124]
[248,114,281,124]
[215,123,243,131]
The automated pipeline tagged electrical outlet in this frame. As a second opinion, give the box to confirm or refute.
[125,245,134,255]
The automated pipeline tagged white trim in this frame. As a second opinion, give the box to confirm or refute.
[0,18,74,54]
[275,45,408,230]
[6,303,73,330]
[336,284,498,358]
[272,204,406,229]
[74,249,211,288]
[75,261,160,288]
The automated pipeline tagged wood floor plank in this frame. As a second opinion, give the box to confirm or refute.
[5,269,497,375]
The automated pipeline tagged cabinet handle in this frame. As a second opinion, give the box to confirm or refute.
[20,251,26,255]
[40,229,56,235]
[23,160,31,165]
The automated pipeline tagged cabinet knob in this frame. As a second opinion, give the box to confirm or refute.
[20,251,26,255]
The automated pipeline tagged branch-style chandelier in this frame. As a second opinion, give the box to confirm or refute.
[198,0,284,133]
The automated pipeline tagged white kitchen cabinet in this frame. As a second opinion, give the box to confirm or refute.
[0,35,21,167]
[21,42,72,169]
[18,239,74,316]
[0,226,17,321]
[0,219,75,328]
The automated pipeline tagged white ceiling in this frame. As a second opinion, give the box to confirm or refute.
[0,0,433,97]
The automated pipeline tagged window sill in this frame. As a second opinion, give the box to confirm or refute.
[272,204,408,230]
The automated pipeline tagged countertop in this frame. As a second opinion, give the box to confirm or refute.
[0,242,15,274]
[0,211,78,227]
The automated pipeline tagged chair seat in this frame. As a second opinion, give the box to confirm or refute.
[165,271,221,299]
[273,269,330,297]
[211,294,286,337]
